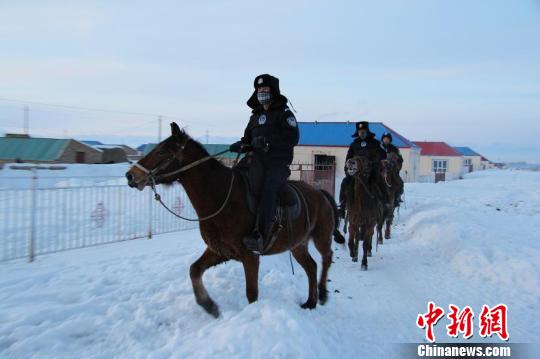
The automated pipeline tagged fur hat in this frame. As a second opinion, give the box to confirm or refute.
[351,121,372,138]
[381,131,393,142]
[246,74,288,109]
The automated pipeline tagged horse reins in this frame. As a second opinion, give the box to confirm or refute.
[133,146,240,222]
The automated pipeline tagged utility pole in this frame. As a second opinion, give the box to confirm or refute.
[158,116,162,142]
[23,105,29,134]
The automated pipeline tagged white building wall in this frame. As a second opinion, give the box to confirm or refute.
[418,155,464,181]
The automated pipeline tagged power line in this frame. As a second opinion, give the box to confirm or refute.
[0,96,185,120]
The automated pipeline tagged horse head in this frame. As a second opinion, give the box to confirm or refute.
[346,156,371,179]
[126,122,190,190]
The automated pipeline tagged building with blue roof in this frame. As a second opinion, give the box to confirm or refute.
[292,121,421,185]
[452,146,483,172]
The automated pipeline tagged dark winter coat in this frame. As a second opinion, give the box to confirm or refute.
[381,143,404,171]
[346,134,386,163]
[240,97,299,165]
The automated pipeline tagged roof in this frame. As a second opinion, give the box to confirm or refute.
[82,140,104,146]
[142,143,157,155]
[142,143,238,159]
[203,144,239,159]
[297,122,417,148]
[413,141,461,156]
[453,146,481,157]
[0,137,70,161]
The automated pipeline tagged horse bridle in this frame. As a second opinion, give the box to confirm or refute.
[347,157,376,199]
[381,160,393,188]
[131,138,238,222]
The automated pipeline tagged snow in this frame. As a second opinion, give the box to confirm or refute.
[0,163,132,189]
[0,169,539,358]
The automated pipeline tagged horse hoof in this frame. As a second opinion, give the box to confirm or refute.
[200,299,220,318]
[377,240,383,245]
[361,264,368,271]
[318,289,328,305]
[301,300,317,310]
[385,234,391,240]
[368,250,372,257]
[352,256,358,262]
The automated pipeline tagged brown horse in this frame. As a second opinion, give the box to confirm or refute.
[376,153,401,243]
[345,156,383,271]
[125,123,344,317]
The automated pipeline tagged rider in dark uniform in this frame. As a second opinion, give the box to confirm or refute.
[380,132,404,206]
[338,121,386,218]
[230,74,299,254]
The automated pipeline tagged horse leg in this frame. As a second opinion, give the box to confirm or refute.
[241,253,260,303]
[376,214,384,245]
[385,208,393,239]
[313,231,333,305]
[348,223,358,261]
[361,225,370,271]
[189,248,227,318]
[291,245,318,309]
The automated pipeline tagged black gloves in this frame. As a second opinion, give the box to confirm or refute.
[230,137,269,153]
[251,136,269,152]
[229,141,243,153]
[229,141,253,153]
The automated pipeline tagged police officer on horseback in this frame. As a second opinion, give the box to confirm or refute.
[230,74,299,254]
[380,132,404,206]
[338,121,386,218]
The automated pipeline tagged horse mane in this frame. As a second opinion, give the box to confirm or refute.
[185,135,229,172]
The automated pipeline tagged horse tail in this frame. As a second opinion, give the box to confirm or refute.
[319,189,346,244]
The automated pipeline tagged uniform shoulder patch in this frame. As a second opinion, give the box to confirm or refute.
[286,116,297,127]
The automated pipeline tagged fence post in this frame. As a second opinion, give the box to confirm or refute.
[147,188,153,239]
[28,168,37,262]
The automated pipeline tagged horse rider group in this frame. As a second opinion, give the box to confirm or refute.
[230,74,403,254]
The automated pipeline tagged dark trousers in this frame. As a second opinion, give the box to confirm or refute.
[256,162,290,240]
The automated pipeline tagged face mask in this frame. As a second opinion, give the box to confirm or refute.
[359,131,368,140]
[257,91,273,105]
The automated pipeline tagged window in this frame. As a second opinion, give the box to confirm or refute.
[432,159,448,173]
[464,159,472,166]
[314,154,335,171]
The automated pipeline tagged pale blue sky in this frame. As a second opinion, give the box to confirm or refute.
[0,0,539,162]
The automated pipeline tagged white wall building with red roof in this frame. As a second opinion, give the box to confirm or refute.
[413,141,465,182]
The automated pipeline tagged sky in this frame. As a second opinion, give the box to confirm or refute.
[0,0,539,162]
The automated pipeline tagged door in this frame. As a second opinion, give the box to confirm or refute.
[435,172,446,183]
[432,159,448,183]
[75,151,86,163]
[313,155,336,194]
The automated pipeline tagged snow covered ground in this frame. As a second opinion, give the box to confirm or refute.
[0,169,539,358]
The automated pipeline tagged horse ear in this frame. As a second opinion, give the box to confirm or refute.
[170,122,182,139]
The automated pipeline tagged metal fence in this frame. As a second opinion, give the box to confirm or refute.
[290,163,336,195]
[0,173,197,262]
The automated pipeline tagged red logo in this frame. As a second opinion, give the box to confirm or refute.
[416,301,445,342]
[446,305,474,339]
[417,302,509,342]
[479,304,509,341]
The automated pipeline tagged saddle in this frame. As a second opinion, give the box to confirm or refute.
[234,167,301,220]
